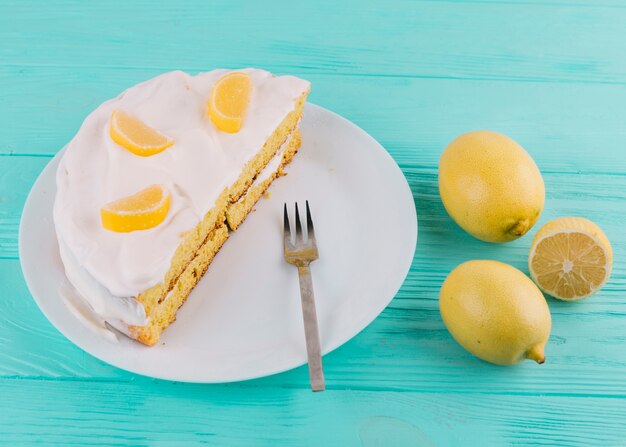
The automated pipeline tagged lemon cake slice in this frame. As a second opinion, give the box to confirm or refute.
[54,69,310,345]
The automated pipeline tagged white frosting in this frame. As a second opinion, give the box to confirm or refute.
[60,279,119,343]
[54,69,309,329]
[58,237,147,327]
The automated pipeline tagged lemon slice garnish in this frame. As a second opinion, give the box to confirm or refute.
[207,72,252,133]
[110,110,174,156]
[101,184,171,232]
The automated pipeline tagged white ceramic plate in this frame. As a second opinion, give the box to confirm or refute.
[19,103,417,383]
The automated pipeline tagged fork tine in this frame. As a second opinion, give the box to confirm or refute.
[283,203,292,248]
[306,200,316,246]
[294,202,303,244]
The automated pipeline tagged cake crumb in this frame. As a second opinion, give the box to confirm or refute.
[264,192,271,199]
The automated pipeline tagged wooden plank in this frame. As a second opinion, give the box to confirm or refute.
[3,157,626,395]
[5,250,626,396]
[0,260,129,380]
[1,0,625,84]
[429,0,626,5]
[1,69,626,175]
[0,157,49,259]
[1,379,625,446]
[3,156,625,264]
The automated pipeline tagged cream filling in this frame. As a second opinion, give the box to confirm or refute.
[237,127,294,203]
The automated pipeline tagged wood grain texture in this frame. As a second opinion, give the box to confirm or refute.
[2,380,626,446]
[1,0,625,83]
[2,68,626,175]
[1,0,625,445]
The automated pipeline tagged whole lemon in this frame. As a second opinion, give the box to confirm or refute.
[439,131,545,243]
[440,260,551,365]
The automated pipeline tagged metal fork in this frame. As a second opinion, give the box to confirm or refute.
[283,201,325,392]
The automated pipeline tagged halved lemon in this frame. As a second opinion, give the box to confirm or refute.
[207,72,252,133]
[110,110,174,156]
[101,184,171,232]
[529,217,612,301]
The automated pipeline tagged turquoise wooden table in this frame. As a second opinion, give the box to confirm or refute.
[2,1,625,445]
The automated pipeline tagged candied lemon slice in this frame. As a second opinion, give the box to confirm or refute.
[110,110,174,156]
[101,184,171,232]
[529,217,612,301]
[208,72,252,133]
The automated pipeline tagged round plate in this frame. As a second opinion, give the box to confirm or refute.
[19,103,417,383]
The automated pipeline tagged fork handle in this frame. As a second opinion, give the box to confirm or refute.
[297,264,325,392]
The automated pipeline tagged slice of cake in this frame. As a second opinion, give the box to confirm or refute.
[54,69,310,345]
